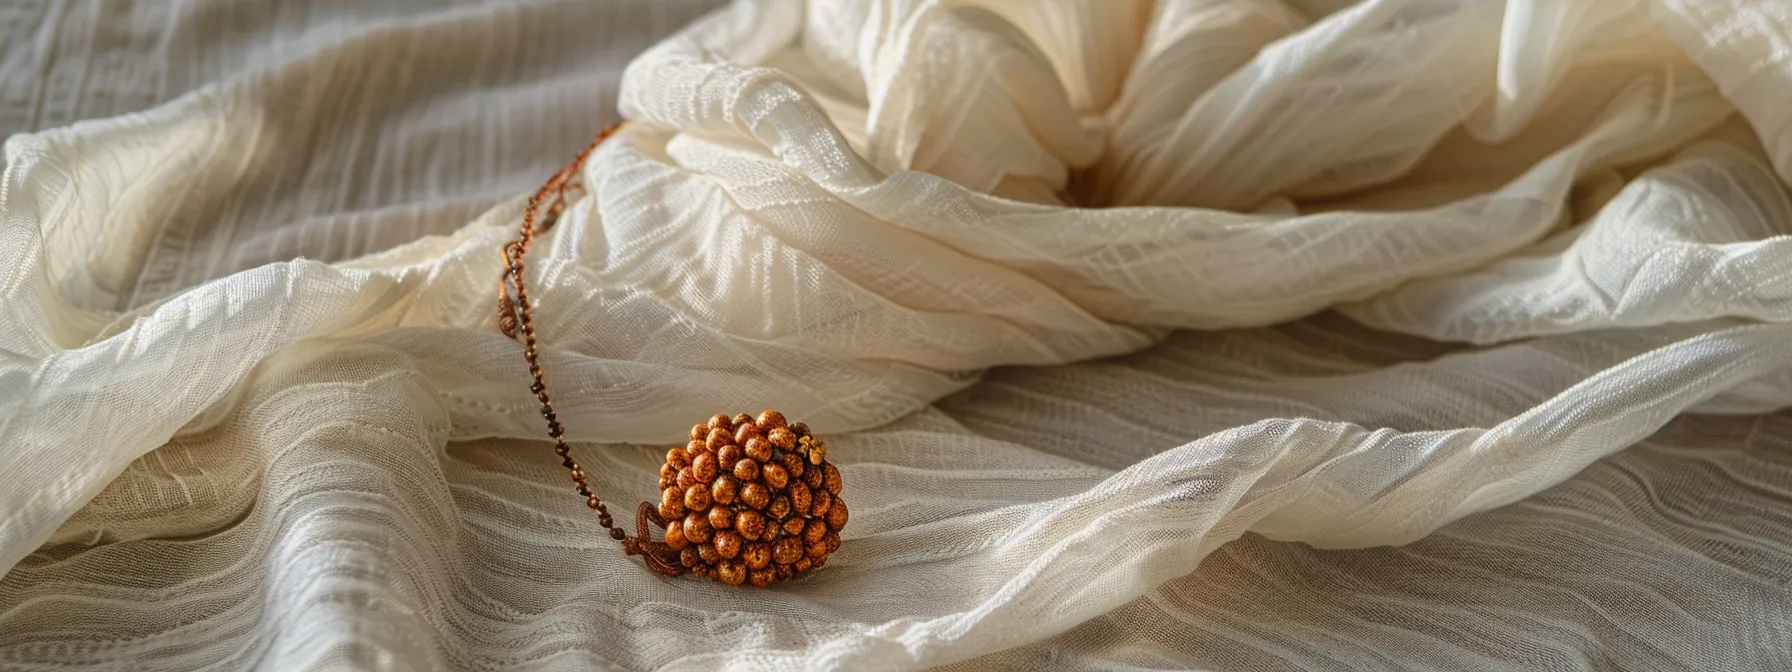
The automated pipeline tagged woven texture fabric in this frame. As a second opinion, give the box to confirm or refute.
[2,0,1791,669]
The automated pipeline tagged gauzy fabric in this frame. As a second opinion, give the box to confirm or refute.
[2,0,1791,669]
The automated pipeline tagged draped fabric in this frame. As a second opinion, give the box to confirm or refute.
[2,0,1790,669]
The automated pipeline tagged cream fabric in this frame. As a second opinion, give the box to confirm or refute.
[2,0,1791,669]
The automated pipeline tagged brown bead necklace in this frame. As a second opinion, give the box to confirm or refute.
[495,122,845,586]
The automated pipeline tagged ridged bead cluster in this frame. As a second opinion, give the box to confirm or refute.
[655,410,845,586]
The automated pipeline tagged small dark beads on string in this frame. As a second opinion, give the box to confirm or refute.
[507,149,851,584]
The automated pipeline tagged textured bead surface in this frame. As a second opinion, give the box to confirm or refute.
[743,543,770,570]
[684,485,711,512]
[789,481,811,514]
[741,482,770,510]
[772,538,804,564]
[640,411,844,586]
[827,500,848,529]
[744,438,772,463]
[717,444,743,469]
[736,509,766,540]
[757,410,787,430]
[823,463,842,494]
[767,427,796,450]
[732,424,758,446]
[733,458,760,482]
[711,475,739,505]
[707,505,733,530]
[684,513,713,544]
[714,530,742,559]
[762,463,788,490]
[691,452,719,483]
[659,488,685,520]
[717,561,746,586]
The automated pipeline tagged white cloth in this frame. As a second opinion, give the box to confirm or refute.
[2,0,1791,669]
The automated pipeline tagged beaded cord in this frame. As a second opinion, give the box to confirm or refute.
[496,123,845,584]
[496,123,627,541]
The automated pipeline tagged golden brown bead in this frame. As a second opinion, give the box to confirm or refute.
[733,423,759,446]
[717,560,747,586]
[789,481,812,515]
[823,463,842,495]
[714,530,742,559]
[587,495,603,510]
[743,543,771,570]
[716,443,743,470]
[763,463,788,490]
[757,410,787,431]
[691,452,719,483]
[744,437,772,463]
[684,513,713,544]
[767,427,796,450]
[614,409,844,584]
[569,468,586,483]
[772,538,804,564]
[736,509,766,540]
[708,505,733,530]
[827,499,848,530]
[733,458,760,482]
[706,428,731,452]
[684,484,712,512]
[659,488,686,520]
[741,482,771,510]
[711,475,739,506]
